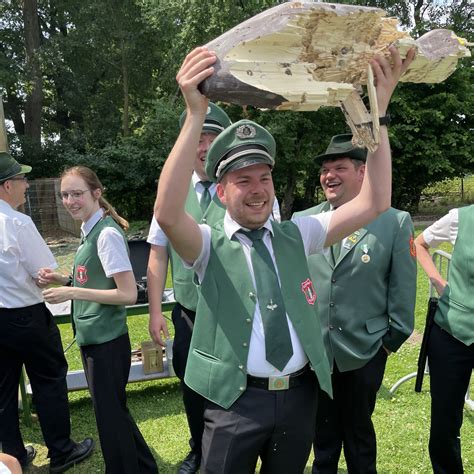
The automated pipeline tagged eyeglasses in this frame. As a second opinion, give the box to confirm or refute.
[59,189,91,200]
[6,176,29,183]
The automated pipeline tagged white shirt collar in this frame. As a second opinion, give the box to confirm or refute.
[81,208,104,237]
[0,198,15,211]
[192,172,216,188]
[223,211,274,240]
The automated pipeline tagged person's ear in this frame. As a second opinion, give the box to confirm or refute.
[216,182,226,205]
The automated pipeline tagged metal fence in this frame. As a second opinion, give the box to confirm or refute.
[23,178,81,237]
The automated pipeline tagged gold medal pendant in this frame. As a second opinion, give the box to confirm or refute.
[361,244,370,263]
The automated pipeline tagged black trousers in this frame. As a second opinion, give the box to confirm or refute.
[0,303,75,462]
[201,369,318,474]
[427,323,474,474]
[81,333,158,474]
[171,303,205,455]
[312,346,388,474]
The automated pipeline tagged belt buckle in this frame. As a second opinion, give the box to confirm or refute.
[268,375,290,390]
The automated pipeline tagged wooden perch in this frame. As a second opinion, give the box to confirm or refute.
[199,1,471,150]
[0,98,8,153]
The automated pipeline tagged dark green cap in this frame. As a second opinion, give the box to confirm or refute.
[315,134,367,166]
[0,151,32,182]
[205,120,276,182]
[179,102,232,135]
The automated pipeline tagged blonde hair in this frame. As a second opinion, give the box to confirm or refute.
[61,166,129,230]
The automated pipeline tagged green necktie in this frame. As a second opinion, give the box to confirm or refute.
[199,181,212,212]
[239,228,293,371]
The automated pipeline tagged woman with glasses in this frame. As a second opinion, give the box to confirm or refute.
[40,166,158,474]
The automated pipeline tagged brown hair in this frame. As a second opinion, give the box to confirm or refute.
[61,166,129,230]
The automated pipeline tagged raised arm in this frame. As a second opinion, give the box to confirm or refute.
[325,46,415,247]
[154,47,216,263]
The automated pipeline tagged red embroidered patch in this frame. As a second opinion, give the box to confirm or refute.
[301,278,317,305]
[409,235,416,258]
[76,265,88,285]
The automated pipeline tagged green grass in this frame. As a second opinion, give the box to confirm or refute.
[21,234,473,473]
[419,175,474,216]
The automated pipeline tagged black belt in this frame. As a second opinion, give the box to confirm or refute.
[247,365,310,391]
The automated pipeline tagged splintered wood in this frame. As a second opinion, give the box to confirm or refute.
[200,1,471,151]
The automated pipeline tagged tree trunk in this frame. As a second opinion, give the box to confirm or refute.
[23,0,42,147]
[280,172,296,221]
[0,99,8,153]
[122,38,130,137]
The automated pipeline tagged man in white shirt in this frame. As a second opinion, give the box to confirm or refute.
[147,103,232,474]
[153,46,414,473]
[0,151,93,472]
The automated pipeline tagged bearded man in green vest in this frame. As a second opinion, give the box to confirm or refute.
[154,45,414,474]
[146,102,231,474]
[293,136,416,474]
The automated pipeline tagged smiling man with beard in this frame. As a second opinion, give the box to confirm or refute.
[294,135,416,474]
[154,45,414,473]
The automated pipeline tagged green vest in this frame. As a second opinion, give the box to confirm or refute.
[72,216,128,346]
[184,220,332,409]
[435,205,474,345]
[294,203,416,371]
[168,183,225,311]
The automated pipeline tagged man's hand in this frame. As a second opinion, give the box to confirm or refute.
[37,267,69,287]
[430,277,447,297]
[176,46,216,118]
[371,46,416,116]
[43,286,74,304]
[149,312,170,347]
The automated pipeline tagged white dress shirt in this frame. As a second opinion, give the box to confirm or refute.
[423,208,459,247]
[0,199,57,308]
[148,172,281,247]
[189,210,333,377]
[82,208,132,277]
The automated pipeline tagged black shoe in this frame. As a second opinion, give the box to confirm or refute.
[20,445,37,468]
[178,451,201,474]
[49,438,94,473]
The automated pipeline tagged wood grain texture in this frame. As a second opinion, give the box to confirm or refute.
[199,1,470,150]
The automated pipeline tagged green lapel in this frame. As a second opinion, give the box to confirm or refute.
[336,227,368,266]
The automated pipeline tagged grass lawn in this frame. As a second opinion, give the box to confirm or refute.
[21,230,473,473]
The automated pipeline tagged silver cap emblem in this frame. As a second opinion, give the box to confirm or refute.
[236,124,256,139]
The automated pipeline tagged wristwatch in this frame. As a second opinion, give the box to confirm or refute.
[379,114,391,126]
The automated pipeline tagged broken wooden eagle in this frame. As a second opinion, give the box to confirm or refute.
[199,1,471,151]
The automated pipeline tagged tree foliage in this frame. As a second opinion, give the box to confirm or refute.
[0,0,472,219]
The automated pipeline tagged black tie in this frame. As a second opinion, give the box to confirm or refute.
[239,229,293,371]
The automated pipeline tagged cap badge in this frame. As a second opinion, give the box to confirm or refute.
[236,124,256,139]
